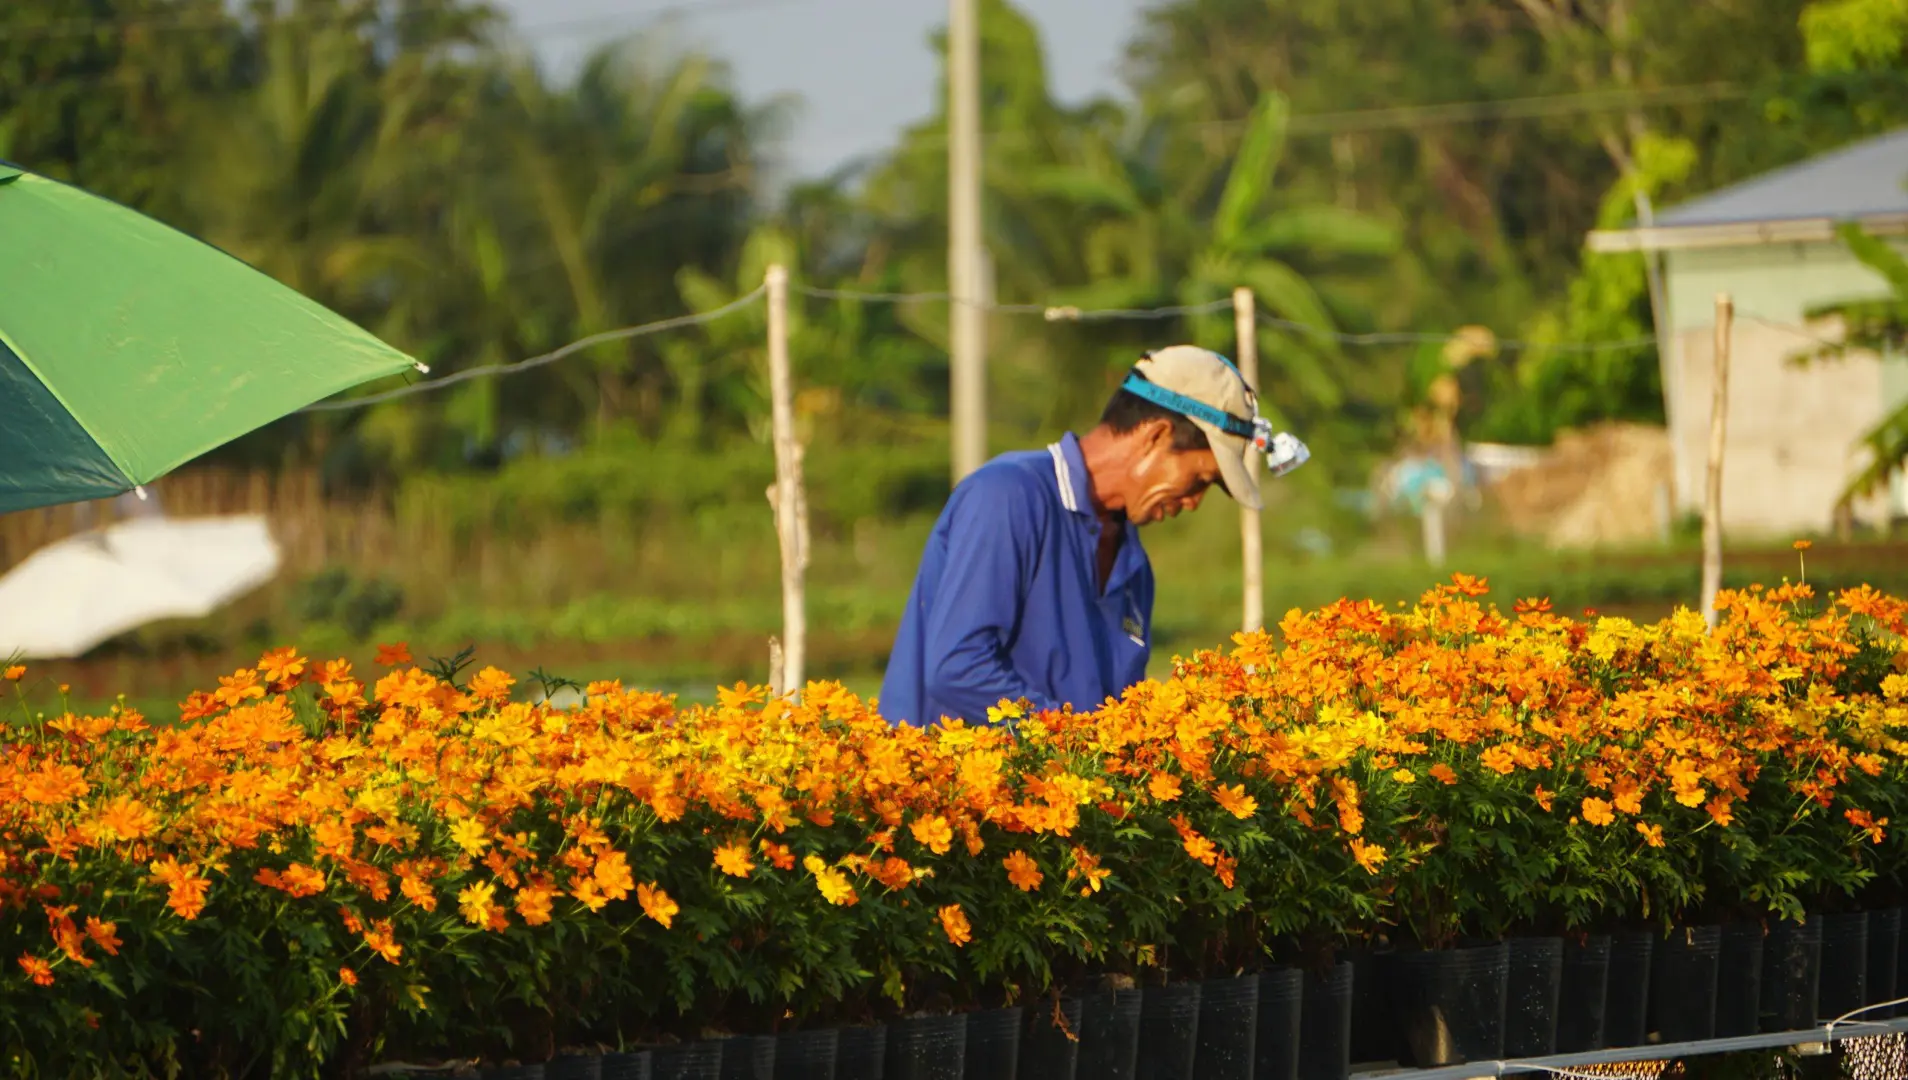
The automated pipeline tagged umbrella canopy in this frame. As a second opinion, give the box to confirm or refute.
[0,515,282,660]
[0,162,417,514]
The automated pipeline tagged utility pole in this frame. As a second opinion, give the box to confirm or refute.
[1233,287,1264,634]
[947,0,986,483]
[1701,293,1732,630]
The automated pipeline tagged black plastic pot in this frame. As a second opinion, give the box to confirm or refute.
[1603,932,1653,1049]
[1761,918,1823,1033]
[1256,968,1303,1080]
[1870,908,1902,1018]
[1391,943,1509,1068]
[1298,962,1354,1080]
[774,1030,838,1080]
[653,1043,724,1080]
[1818,912,1870,1022]
[548,1055,604,1080]
[1078,987,1144,1080]
[720,1036,777,1080]
[1019,997,1082,1080]
[483,1067,546,1080]
[1193,974,1258,1080]
[1503,937,1563,1059]
[1717,922,1765,1038]
[1649,925,1721,1043]
[887,1015,967,1080]
[1555,935,1611,1053]
[835,1026,888,1080]
[601,1051,653,1080]
[1346,950,1396,1066]
[1137,981,1202,1080]
[964,1006,1023,1080]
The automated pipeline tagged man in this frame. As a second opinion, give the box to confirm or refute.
[879,345,1309,727]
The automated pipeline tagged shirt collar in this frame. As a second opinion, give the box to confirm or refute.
[1045,432,1095,517]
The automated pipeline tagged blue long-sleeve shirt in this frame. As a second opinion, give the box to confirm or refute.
[878,432,1154,727]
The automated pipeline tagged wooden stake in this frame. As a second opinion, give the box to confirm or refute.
[765,265,806,696]
[1233,287,1264,634]
[1701,293,1732,629]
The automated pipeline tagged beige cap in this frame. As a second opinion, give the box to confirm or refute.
[1131,345,1263,511]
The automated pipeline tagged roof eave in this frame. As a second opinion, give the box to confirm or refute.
[1585,213,1908,253]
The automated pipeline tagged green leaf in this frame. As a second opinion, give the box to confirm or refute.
[1237,206,1399,259]
[1236,259,1346,409]
[1019,166,1144,215]
[1212,92,1291,250]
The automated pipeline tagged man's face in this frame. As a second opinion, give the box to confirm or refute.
[1123,421,1223,525]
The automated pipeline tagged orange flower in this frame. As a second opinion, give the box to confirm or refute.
[592,851,635,902]
[909,814,954,855]
[1429,763,1459,785]
[1793,540,1813,552]
[1350,839,1388,873]
[759,840,796,871]
[714,841,755,879]
[1636,822,1666,848]
[375,642,412,667]
[1148,773,1183,801]
[637,882,678,928]
[83,918,120,957]
[1003,850,1043,891]
[1706,795,1735,827]
[1581,797,1615,827]
[2,665,23,682]
[257,647,308,687]
[515,879,556,926]
[339,966,359,987]
[1213,783,1259,820]
[1068,846,1111,896]
[17,954,53,987]
[938,903,972,947]
[363,919,404,962]
[149,856,210,920]
[213,668,265,708]
[1847,809,1888,845]
[1532,786,1555,812]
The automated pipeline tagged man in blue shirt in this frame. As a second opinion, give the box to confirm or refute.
[879,345,1308,727]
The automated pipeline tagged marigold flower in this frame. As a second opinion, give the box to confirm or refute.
[803,855,858,906]
[17,954,53,987]
[448,818,491,856]
[637,882,679,928]
[364,919,404,962]
[759,840,796,871]
[515,879,556,926]
[909,814,954,855]
[257,647,308,687]
[1429,763,1458,785]
[1003,850,1043,891]
[457,882,501,930]
[213,668,265,709]
[1350,839,1388,873]
[149,856,209,920]
[938,903,972,947]
[1794,540,1813,552]
[1392,769,1417,784]
[1636,822,1666,848]
[339,966,359,987]
[1148,773,1183,801]
[2,665,23,682]
[375,643,412,667]
[714,841,755,879]
[1847,809,1888,844]
[1581,797,1616,827]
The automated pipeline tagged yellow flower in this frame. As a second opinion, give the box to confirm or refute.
[1391,769,1416,784]
[803,855,858,906]
[448,818,491,856]
[1148,773,1183,801]
[457,881,498,928]
[1349,839,1387,874]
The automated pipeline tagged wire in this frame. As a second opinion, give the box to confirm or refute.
[1256,310,1659,353]
[298,285,767,413]
[793,284,1233,322]
[0,0,815,43]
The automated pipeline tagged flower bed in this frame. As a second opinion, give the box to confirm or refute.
[2,578,1906,1076]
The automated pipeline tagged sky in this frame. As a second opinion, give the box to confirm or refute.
[488,0,1151,179]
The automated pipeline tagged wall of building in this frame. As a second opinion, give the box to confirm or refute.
[1662,241,1908,535]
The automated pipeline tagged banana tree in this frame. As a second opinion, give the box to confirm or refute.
[1016,90,1398,424]
[1795,223,1908,507]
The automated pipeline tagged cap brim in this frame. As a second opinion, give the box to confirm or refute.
[1193,420,1263,512]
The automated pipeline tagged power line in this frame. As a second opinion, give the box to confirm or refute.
[0,0,812,43]
[298,284,768,413]
[1256,311,1659,353]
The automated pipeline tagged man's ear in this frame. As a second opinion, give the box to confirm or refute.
[1139,417,1177,454]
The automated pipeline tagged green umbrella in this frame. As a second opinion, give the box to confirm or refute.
[0,162,418,514]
